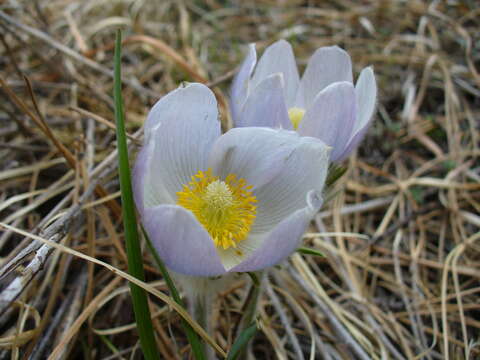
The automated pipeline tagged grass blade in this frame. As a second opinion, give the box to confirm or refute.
[227,322,258,360]
[114,29,160,360]
[143,228,207,360]
[297,247,325,257]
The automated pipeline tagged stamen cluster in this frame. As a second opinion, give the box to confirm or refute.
[177,169,257,249]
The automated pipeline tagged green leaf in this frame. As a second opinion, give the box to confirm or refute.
[409,186,425,204]
[442,160,457,171]
[98,334,121,355]
[227,322,258,360]
[246,272,260,287]
[297,247,325,257]
[234,272,263,360]
[326,164,347,188]
[143,228,207,360]
[114,29,160,360]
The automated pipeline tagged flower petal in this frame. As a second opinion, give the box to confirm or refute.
[251,40,300,107]
[144,205,226,276]
[335,124,370,161]
[216,245,252,271]
[236,74,292,129]
[231,44,257,124]
[133,138,171,215]
[354,66,377,132]
[335,67,377,161]
[208,127,309,191]
[144,83,220,204]
[251,137,330,233]
[231,207,313,272]
[298,81,356,162]
[221,191,323,272]
[208,127,330,233]
[296,46,353,109]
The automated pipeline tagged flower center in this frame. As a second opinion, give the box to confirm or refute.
[176,169,257,250]
[288,107,306,130]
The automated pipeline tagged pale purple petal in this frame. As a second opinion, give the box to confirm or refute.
[335,67,377,161]
[232,207,312,272]
[236,74,291,129]
[296,46,353,109]
[230,44,257,125]
[298,81,356,162]
[335,125,370,161]
[144,205,226,276]
[208,127,329,234]
[251,40,300,107]
[229,191,323,272]
[251,136,330,233]
[208,127,311,191]
[354,66,377,132]
[147,83,220,201]
[133,139,149,215]
[133,138,171,215]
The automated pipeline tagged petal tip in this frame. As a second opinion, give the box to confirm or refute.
[306,190,324,213]
[314,44,349,57]
[271,38,291,48]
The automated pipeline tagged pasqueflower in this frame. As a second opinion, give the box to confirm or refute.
[133,83,330,277]
[231,40,377,162]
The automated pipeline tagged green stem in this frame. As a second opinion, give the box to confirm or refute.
[192,283,214,360]
[193,295,208,331]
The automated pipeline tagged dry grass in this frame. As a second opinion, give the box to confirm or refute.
[0,0,479,359]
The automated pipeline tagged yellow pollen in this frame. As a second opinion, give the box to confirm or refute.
[176,169,257,250]
[288,107,306,130]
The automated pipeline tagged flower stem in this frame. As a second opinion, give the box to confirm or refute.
[192,288,214,359]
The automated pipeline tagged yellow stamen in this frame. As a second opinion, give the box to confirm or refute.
[288,107,306,130]
[176,169,257,249]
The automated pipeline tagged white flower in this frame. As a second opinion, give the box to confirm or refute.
[231,40,377,161]
[133,83,330,277]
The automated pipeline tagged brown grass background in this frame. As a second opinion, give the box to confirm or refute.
[0,0,479,359]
